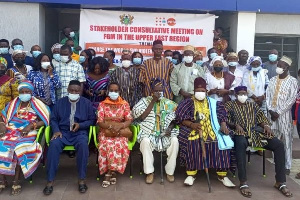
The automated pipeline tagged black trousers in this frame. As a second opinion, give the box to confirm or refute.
[234,135,286,183]
[297,122,300,138]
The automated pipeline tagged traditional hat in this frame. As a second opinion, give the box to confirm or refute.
[51,43,62,53]
[248,56,262,65]
[234,86,247,93]
[0,57,7,67]
[18,80,34,92]
[12,50,26,57]
[227,52,238,58]
[210,56,228,67]
[280,55,292,66]
[183,45,195,53]
[194,77,207,90]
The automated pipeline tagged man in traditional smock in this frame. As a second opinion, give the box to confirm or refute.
[170,45,205,103]
[43,80,96,195]
[266,56,298,175]
[132,78,179,184]
[225,86,292,198]
[176,77,235,187]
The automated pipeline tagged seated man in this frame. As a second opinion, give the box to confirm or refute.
[43,80,96,195]
[132,78,179,184]
[225,86,292,198]
[176,77,235,187]
[0,80,49,195]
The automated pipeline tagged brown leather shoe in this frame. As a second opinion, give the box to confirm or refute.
[166,174,175,183]
[145,173,154,184]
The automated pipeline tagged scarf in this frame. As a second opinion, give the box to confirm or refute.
[102,96,127,105]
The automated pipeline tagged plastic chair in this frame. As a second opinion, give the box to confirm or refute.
[93,125,138,180]
[45,126,93,150]
[29,126,46,183]
[247,147,266,177]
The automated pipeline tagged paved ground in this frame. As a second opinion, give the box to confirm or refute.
[1,140,300,200]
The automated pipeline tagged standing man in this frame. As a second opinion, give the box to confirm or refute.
[139,40,174,99]
[263,49,279,79]
[170,45,205,103]
[60,27,81,54]
[43,80,96,195]
[164,50,173,61]
[65,39,80,62]
[0,39,13,68]
[55,45,86,100]
[236,50,249,74]
[266,56,298,175]
[213,27,228,56]
[11,38,34,67]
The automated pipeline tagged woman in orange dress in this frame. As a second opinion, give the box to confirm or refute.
[97,82,133,188]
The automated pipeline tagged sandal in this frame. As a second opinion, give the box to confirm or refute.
[239,185,252,198]
[110,172,117,185]
[102,174,111,188]
[274,183,293,198]
[11,181,22,196]
[0,180,8,193]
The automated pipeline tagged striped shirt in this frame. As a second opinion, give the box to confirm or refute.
[110,66,143,108]
[139,57,174,99]
[55,59,86,99]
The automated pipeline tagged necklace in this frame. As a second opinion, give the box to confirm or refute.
[17,102,31,118]
[213,71,223,80]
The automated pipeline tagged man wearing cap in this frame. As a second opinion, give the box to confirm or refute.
[170,45,205,103]
[176,77,235,187]
[139,40,174,100]
[266,55,298,175]
[225,85,292,198]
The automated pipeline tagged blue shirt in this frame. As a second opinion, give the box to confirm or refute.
[27,70,61,105]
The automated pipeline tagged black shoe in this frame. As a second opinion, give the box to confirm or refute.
[78,184,88,193]
[43,186,53,195]
[68,151,75,158]
[286,169,290,175]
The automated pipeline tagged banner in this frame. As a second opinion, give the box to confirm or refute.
[80,9,215,63]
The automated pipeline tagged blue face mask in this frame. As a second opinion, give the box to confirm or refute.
[53,54,61,62]
[269,54,278,62]
[172,59,178,65]
[108,92,119,100]
[32,50,41,58]
[210,52,218,59]
[0,47,9,54]
[228,61,238,67]
[251,66,262,72]
[196,60,204,66]
[19,94,32,102]
[79,56,86,63]
[71,47,74,52]
[133,57,142,65]
[13,45,24,51]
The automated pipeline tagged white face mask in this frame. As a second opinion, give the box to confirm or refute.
[60,56,69,63]
[159,91,164,100]
[166,56,172,61]
[237,95,248,104]
[276,67,284,75]
[108,92,119,100]
[183,56,194,64]
[122,60,131,68]
[68,93,80,101]
[41,62,50,70]
[195,92,206,101]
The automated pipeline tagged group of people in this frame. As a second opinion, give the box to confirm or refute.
[0,26,298,198]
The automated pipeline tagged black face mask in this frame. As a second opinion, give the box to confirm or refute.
[15,59,25,67]
[214,67,223,72]
[0,70,6,76]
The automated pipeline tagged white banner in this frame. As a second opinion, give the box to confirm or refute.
[80,9,215,63]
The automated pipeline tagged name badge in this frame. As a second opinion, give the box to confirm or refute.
[192,69,198,75]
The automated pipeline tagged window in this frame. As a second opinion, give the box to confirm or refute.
[254,36,299,77]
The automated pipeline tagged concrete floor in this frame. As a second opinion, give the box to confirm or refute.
[1,141,300,200]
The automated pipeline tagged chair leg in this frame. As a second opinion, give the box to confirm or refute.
[129,152,132,178]
[247,150,251,164]
[29,175,33,184]
[96,151,100,181]
[139,152,143,175]
[160,151,164,184]
[263,150,266,177]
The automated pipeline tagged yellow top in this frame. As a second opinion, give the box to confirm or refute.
[72,53,80,62]
[0,78,19,110]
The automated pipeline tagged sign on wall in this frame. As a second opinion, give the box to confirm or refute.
[80,9,215,62]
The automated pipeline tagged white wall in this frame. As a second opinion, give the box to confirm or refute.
[236,12,257,56]
[0,2,45,54]
[256,14,300,35]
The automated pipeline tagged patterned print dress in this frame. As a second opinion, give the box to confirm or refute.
[97,100,132,175]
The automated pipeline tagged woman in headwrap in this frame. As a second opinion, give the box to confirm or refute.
[51,43,62,69]
[0,80,50,195]
[242,56,269,114]
[0,57,19,110]
[7,50,32,81]
[176,77,234,187]
[205,56,236,103]
[97,82,133,188]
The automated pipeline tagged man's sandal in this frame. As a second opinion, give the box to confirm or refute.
[110,172,117,185]
[11,181,22,196]
[239,185,252,198]
[0,180,8,193]
[274,183,293,198]
[102,174,111,188]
